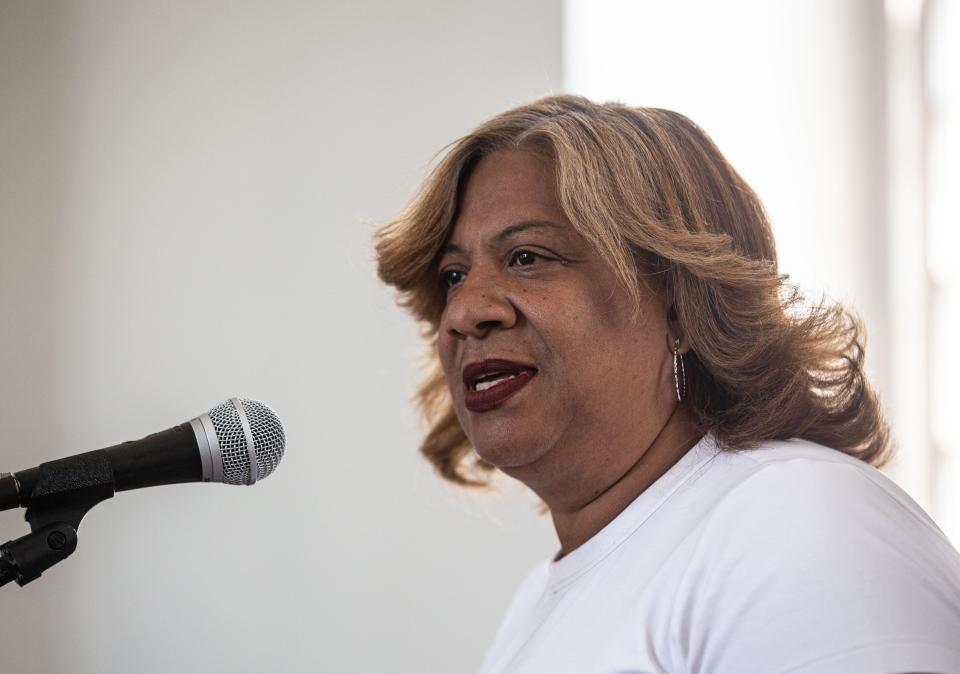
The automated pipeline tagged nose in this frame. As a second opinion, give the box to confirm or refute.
[442,266,517,340]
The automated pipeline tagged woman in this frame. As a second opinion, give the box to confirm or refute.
[375,96,960,673]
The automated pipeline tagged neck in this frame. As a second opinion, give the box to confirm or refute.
[545,404,701,560]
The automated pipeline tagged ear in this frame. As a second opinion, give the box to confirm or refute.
[665,303,689,354]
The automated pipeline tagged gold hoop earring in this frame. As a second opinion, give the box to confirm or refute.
[673,337,686,403]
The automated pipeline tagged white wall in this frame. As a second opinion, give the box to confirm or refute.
[0,2,561,672]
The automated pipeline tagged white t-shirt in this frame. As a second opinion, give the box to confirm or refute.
[477,435,960,674]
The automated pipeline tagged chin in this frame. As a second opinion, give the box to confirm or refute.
[470,435,545,471]
[458,406,551,469]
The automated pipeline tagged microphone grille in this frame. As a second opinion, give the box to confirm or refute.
[207,398,286,485]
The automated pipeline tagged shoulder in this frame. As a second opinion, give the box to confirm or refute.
[718,438,944,534]
[675,436,947,543]
[697,437,959,588]
[706,437,925,515]
[667,438,960,673]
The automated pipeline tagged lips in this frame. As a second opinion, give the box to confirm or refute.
[462,358,538,413]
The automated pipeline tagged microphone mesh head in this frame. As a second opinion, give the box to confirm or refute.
[207,398,285,485]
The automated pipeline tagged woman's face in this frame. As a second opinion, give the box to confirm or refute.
[436,148,677,492]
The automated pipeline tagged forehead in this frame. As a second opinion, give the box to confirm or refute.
[447,148,572,245]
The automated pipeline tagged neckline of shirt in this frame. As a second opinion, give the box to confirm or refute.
[545,433,722,592]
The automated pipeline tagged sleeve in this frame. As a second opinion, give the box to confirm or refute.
[668,458,960,674]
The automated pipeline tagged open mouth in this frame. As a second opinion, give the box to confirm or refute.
[462,359,538,412]
[473,371,522,391]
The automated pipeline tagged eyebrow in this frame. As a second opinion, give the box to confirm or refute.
[439,219,566,258]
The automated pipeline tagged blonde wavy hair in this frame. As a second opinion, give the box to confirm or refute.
[375,94,892,486]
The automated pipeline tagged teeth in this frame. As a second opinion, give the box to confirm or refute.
[475,374,516,392]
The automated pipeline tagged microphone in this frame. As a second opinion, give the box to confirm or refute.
[0,398,285,587]
[0,397,286,512]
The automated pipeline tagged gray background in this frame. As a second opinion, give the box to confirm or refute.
[0,2,560,672]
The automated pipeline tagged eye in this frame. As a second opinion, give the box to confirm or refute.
[510,250,544,266]
[439,268,465,289]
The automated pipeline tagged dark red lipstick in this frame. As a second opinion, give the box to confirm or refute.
[462,358,538,413]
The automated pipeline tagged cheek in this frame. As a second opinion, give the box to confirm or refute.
[546,301,665,393]
[437,339,455,383]
[436,336,465,405]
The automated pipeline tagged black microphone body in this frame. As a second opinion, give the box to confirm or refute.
[0,423,203,512]
[1,397,285,513]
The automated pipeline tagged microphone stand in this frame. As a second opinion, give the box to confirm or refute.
[0,451,116,588]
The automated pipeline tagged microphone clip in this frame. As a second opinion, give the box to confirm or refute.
[1,450,116,588]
